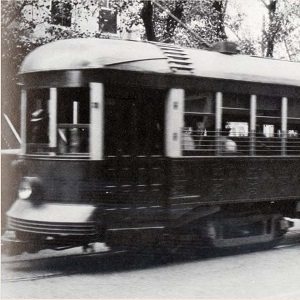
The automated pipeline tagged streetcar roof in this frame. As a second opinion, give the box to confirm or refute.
[19,38,300,88]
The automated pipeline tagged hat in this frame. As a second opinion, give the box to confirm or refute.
[31,109,45,122]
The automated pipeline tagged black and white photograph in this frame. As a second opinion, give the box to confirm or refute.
[1,0,300,298]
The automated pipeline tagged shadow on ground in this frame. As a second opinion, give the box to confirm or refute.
[4,242,285,276]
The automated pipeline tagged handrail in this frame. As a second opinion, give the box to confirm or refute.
[3,113,21,144]
[58,123,89,129]
[181,128,300,156]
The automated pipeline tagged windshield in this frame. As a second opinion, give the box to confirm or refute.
[26,88,89,156]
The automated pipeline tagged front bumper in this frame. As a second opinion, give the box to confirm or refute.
[6,199,97,236]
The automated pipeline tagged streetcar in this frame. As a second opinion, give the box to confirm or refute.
[3,38,300,254]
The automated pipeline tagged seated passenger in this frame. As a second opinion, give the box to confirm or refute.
[194,121,206,147]
[31,108,48,144]
[221,137,237,152]
[182,127,195,150]
[220,124,237,153]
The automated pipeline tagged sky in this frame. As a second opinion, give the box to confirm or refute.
[227,0,266,41]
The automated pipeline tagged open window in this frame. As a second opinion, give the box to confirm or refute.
[57,88,90,155]
[222,93,250,155]
[287,97,300,155]
[183,90,215,156]
[256,95,282,155]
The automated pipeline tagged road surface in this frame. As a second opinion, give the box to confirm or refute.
[2,220,300,299]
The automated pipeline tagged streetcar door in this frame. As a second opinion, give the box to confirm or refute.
[103,85,167,208]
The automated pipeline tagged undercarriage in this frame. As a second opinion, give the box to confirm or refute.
[2,200,294,256]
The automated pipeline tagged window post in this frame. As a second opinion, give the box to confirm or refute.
[165,88,184,157]
[21,88,27,155]
[250,95,257,156]
[90,82,104,160]
[281,97,288,156]
[215,92,223,155]
[49,88,57,155]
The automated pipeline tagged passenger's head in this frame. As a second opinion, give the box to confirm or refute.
[31,109,45,123]
[222,122,231,136]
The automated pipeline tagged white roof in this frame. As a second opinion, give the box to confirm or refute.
[19,38,300,88]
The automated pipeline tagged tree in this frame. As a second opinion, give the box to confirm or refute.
[2,0,33,134]
[113,0,229,48]
[1,0,115,144]
[220,0,300,59]
[260,0,300,59]
[140,1,155,41]
[175,0,228,48]
[261,0,280,57]
[113,0,189,43]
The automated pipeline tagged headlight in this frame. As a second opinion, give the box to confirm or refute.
[18,178,32,199]
[18,177,42,200]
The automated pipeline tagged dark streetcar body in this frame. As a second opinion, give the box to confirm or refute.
[4,38,300,254]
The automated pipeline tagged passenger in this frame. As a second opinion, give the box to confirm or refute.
[255,125,269,154]
[220,123,237,153]
[182,127,195,150]
[58,128,68,154]
[31,108,48,144]
[194,121,206,147]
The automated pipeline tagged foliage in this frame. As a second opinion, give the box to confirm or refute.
[111,0,229,47]
[1,0,111,123]
[172,0,228,48]
[261,0,300,59]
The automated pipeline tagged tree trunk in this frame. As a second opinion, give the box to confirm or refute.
[266,0,277,57]
[163,1,186,43]
[212,0,227,40]
[140,1,156,41]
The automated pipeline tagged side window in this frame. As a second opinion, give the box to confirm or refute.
[222,93,250,155]
[256,95,281,155]
[287,98,300,155]
[183,91,215,156]
[182,91,251,156]
[57,88,90,154]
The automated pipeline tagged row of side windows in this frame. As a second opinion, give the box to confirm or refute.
[183,90,300,156]
[24,87,300,157]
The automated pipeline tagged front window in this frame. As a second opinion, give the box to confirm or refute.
[26,89,50,153]
[26,88,89,156]
[57,88,89,154]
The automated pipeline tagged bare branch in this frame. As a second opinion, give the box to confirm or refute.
[284,39,292,60]
[225,24,242,41]
[223,0,229,14]
[258,0,269,9]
